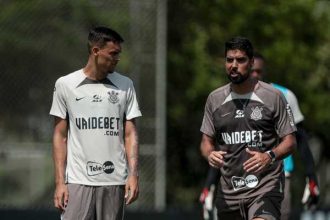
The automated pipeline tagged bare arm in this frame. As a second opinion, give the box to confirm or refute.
[124,119,139,205]
[200,134,215,159]
[52,116,68,210]
[272,133,296,160]
[244,133,296,172]
[200,134,227,168]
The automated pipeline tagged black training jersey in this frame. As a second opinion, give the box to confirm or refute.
[200,81,296,200]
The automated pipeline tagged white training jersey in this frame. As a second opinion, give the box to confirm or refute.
[50,69,142,186]
[271,83,304,124]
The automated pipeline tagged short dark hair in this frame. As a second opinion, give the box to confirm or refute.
[225,37,254,59]
[87,26,124,54]
[253,51,265,61]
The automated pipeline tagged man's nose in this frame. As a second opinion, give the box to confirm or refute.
[232,60,238,68]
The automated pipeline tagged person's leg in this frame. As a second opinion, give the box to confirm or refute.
[249,194,282,220]
[281,177,291,220]
[95,185,125,220]
[216,197,245,220]
[217,210,243,220]
[213,206,218,220]
[61,184,96,220]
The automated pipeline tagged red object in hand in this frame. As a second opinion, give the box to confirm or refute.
[199,188,209,204]
[301,176,320,210]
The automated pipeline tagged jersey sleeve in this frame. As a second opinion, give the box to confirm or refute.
[286,89,304,124]
[204,167,221,188]
[125,81,142,120]
[274,92,297,138]
[200,94,215,137]
[49,78,67,119]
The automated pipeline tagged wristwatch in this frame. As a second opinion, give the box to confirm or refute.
[266,150,276,164]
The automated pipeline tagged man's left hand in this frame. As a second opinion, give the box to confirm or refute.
[243,148,271,173]
[125,175,139,205]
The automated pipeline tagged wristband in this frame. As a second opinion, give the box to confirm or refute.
[266,150,276,164]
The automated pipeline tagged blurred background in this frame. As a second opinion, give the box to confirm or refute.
[0,0,330,219]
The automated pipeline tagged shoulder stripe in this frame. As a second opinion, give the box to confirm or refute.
[222,92,264,105]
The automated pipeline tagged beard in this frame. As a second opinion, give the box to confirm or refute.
[107,64,116,73]
[227,71,250,84]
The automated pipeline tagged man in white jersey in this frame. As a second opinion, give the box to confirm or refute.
[50,26,142,220]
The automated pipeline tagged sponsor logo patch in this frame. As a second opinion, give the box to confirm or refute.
[235,110,245,118]
[231,175,259,191]
[221,130,263,148]
[286,104,295,127]
[86,161,115,176]
[92,94,103,102]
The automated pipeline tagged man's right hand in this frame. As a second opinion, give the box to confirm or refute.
[208,151,227,168]
[54,183,69,210]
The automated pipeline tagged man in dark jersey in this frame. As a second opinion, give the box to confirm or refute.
[199,52,320,220]
[200,37,297,220]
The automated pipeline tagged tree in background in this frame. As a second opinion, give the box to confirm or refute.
[0,0,130,141]
[0,0,131,207]
[167,0,330,210]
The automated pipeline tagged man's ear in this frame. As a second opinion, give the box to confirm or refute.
[250,57,254,68]
[91,47,100,56]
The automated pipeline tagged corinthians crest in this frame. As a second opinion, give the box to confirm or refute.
[250,106,263,121]
[108,90,119,104]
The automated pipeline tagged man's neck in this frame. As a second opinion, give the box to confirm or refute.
[230,78,258,94]
[83,62,108,81]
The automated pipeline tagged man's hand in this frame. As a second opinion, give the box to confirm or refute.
[124,119,139,205]
[301,175,320,210]
[243,148,271,173]
[200,185,216,220]
[125,175,139,205]
[208,151,227,168]
[54,183,68,210]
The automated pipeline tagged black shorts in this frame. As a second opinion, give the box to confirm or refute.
[216,193,283,220]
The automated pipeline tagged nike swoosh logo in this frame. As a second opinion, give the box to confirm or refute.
[75,97,85,101]
[261,210,273,215]
[221,112,231,117]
